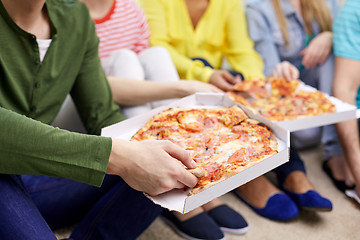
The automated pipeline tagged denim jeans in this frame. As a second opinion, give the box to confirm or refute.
[273,148,306,185]
[0,175,57,240]
[0,174,161,240]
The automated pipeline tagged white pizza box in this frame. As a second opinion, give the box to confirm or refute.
[233,84,357,132]
[101,93,289,214]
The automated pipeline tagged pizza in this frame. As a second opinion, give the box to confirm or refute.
[228,78,336,121]
[131,106,278,195]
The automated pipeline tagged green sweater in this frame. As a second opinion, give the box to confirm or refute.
[0,0,125,186]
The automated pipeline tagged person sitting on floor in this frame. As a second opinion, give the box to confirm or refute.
[331,0,360,198]
[140,0,333,224]
[0,0,200,239]
[245,0,354,194]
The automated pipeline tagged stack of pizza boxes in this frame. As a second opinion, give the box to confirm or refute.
[102,90,357,214]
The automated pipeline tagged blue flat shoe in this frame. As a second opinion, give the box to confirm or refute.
[281,188,333,212]
[161,209,225,240]
[233,190,299,221]
[207,205,249,235]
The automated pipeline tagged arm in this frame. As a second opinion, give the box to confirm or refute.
[224,0,264,80]
[333,57,360,194]
[70,14,126,135]
[138,0,214,83]
[300,0,339,69]
[108,77,222,106]
[246,5,298,80]
[245,5,281,76]
[0,107,110,186]
[300,31,333,69]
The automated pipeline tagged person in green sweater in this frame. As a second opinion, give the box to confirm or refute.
[0,0,199,239]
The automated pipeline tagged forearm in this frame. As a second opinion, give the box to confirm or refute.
[108,77,190,106]
[0,108,110,186]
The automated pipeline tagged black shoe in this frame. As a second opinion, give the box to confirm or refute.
[161,209,225,240]
[207,205,249,235]
[322,160,355,193]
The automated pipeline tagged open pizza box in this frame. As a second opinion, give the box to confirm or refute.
[233,84,357,132]
[101,93,290,214]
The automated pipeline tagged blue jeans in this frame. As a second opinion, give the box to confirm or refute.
[0,174,161,240]
[273,148,306,185]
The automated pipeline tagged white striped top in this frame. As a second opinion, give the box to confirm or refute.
[94,0,150,59]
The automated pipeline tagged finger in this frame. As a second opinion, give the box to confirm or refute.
[219,81,235,91]
[302,53,311,69]
[299,48,306,56]
[222,71,237,85]
[282,63,292,81]
[272,65,281,77]
[309,48,322,67]
[174,181,186,190]
[177,167,198,188]
[234,75,242,83]
[162,140,197,169]
[290,66,300,80]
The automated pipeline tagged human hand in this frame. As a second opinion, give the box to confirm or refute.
[209,70,241,91]
[271,61,299,80]
[107,138,198,196]
[300,31,333,69]
[177,80,223,96]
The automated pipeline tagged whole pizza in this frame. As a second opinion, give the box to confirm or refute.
[131,106,278,195]
[228,78,336,121]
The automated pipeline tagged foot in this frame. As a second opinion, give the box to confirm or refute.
[202,198,249,235]
[326,155,355,187]
[172,207,204,222]
[283,171,314,194]
[162,209,224,240]
[202,198,224,212]
[234,177,299,221]
[281,171,332,211]
[236,175,281,208]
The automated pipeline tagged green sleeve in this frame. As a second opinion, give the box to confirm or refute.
[70,13,126,135]
[0,107,111,187]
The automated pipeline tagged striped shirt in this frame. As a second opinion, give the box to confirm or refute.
[333,0,360,108]
[94,0,150,59]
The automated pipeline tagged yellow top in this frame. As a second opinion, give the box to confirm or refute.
[139,0,265,82]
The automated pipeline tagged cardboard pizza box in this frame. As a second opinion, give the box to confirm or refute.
[233,84,357,132]
[101,93,289,214]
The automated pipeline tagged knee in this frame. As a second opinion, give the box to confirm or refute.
[110,49,139,63]
[140,46,172,61]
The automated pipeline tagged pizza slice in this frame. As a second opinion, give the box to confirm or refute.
[269,78,300,98]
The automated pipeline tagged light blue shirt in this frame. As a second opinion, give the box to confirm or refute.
[246,0,339,76]
[333,0,360,108]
